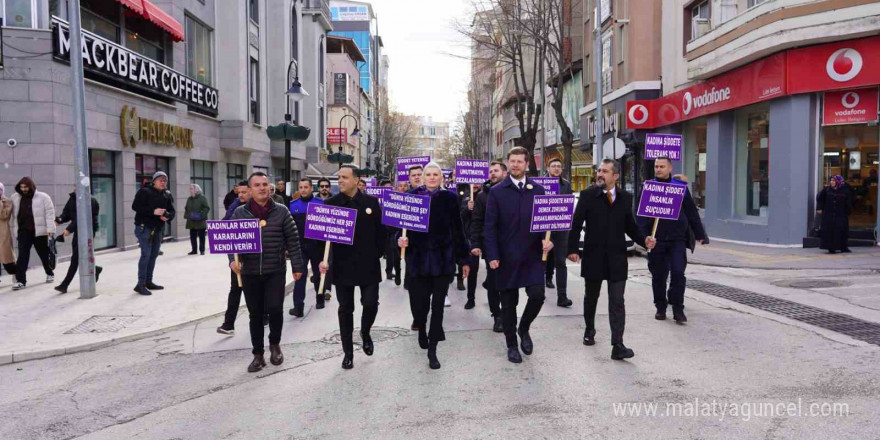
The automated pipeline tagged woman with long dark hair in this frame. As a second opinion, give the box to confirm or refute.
[398,162,469,369]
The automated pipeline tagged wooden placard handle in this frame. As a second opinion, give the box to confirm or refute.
[400,228,408,259]
[318,241,331,295]
[542,231,552,261]
[234,253,243,287]
[647,218,659,253]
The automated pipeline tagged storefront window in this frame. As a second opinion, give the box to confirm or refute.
[684,119,708,210]
[735,104,770,218]
[124,12,166,63]
[821,124,879,231]
[135,154,171,236]
[80,1,120,42]
[191,160,214,218]
[89,150,116,250]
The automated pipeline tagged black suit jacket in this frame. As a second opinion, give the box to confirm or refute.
[320,190,386,287]
[567,186,647,281]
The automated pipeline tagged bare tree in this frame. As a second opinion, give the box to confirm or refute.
[452,109,483,160]
[376,101,418,180]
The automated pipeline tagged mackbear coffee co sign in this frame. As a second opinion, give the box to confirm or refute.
[121,105,194,149]
[52,18,219,115]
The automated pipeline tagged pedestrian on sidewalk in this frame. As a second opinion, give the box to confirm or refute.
[10,177,56,290]
[459,183,482,310]
[543,158,574,308]
[318,165,386,370]
[0,183,19,283]
[384,180,402,285]
[217,183,252,335]
[131,171,175,296]
[288,178,325,317]
[53,191,103,294]
[642,157,708,323]
[398,162,469,370]
[229,172,304,373]
[184,184,210,256]
[469,162,507,332]
[567,159,655,361]
[484,147,554,364]
[817,175,852,254]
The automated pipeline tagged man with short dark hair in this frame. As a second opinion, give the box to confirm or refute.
[544,157,574,307]
[485,147,554,364]
[357,179,367,192]
[408,166,423,189]
[468,161,507,331]
[275,180,292,207]
[131,171,175,296]
[288,177,325,317]
[10,176,56,290]
[317,178,333,200]
[643,157,707,323]
[217,184,253,335]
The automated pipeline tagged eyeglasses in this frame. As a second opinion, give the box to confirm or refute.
[319,185,331,189]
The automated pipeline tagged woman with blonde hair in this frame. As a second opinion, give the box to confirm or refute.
[184,184,211,255]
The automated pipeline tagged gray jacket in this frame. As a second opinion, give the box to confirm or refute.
[229,201,305,276]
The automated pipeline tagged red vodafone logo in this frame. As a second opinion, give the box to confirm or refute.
[628,104,649,125]
[682,92,693,115]
[841,91,860,109]
[826,48,863,82]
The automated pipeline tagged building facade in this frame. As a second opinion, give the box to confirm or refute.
[325,35,363,165]
[411,116,450,159]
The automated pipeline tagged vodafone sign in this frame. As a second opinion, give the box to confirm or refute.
[823,87,879,126]
[628,36,880,129]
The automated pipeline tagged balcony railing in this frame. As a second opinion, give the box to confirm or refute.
[303,0,331,21]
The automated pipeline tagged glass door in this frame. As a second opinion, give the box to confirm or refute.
[821,124,879,232]
[89,150,116,249]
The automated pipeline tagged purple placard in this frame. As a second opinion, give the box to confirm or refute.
[532,177,560,195]
[364,177,377,187]
[455,159,490,184]
[396,156,431,182]
[636,181,686,220]
[207,219,262,254]
[364,186,392,203]
[644,133,682,161]
[304,203,358,245]
[530,195,575,233]
[381,191,431,232]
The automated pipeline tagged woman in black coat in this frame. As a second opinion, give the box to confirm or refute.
[398,162,470,369]
[817,175,853,254]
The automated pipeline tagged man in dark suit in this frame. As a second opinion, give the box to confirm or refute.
[468,161,507,332]
[642,157,708,323]
[319,165,386,370]
[485,147,554,364]
[567,159,655,361]
[543,158,574,307]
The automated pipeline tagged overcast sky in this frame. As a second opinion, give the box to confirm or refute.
[367,0,474,125]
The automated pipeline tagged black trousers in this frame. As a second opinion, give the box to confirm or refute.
[336,284,380,355]
[412,275,450,343]
[385,242,401,277]
[544,234,570,297]
[189,228,206,253]
[647,240,688,310]
[483,259,501,317]
[59,232,103,288]
[500,284,545,348]
[584,279,627,345]
[0,262,17,276]
[16,231,53,285]
[465,259,480,301]
[241,271,286,355]
[223,270,244,328]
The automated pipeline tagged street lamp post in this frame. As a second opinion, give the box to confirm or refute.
[284,60,310,185]
[331,113,360,169]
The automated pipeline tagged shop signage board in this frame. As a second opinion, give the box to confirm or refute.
[327,127,348,144]
[121,106,193,149]
[823,87,879,126]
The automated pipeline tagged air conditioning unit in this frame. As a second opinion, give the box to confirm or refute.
[694,18,712,39]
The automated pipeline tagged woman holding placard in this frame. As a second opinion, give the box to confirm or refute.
[398,162,470,370]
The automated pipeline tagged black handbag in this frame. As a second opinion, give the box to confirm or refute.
[48,237,57,270]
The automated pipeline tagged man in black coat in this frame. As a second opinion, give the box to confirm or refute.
[468,161,507,332]
[642,157,708,323]
[53,192,102,294]
[543,158,574,307]
[319,165,386,370]
[131,171,175,296]
[567,159,655,361]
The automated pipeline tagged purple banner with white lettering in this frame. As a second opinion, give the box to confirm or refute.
[636,181,686,220]
[532,177,560,195]
[455,159,490,184]
[530,195,575,233]
[396,156,431,182]
[364,186,392,203]
[207,219,262,254]
[304,203,358,245]
[363,177,376,187]
[381,191,431,232]
[644,133,682,161]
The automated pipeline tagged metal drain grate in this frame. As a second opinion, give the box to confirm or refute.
[64,315,142,334]
[321,327,408,346]
[687,280,880,346]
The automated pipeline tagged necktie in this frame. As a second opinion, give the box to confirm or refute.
[518,182,524,190]
[606,191,613,205]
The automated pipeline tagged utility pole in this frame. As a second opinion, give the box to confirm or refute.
[67,0,97,299]
[594,0,604,162]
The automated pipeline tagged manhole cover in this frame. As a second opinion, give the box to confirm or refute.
[321,327,408,345]
[771,279,850,289]
[64,315,142,334]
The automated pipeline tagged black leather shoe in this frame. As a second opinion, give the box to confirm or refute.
[583,328,596,346]
[263,315,269,327]
[457,279,466,291]
[557,297,573,307]
[611,343,635,360]
[386,272,393,280]
[54,285,68,294]
[145,282,164,290]
[134,285,152,296]
[518,328,533,355]
[342,353,353,370]
[492,316,504,333]
[289,306,304,317]
[316,301,325,310]
[269,344,284,366]
[655,310,667,320]
[95,266,103,283]
[411,320,421,331]
[507,347,522,364]
[188,251,197,255]
[418,328,429,349]
[248,354,267,372]
[395,273,401,286]
[545,279,555,289]
[673,308,687,323]
[361,333,374,356]
[464,299,475,309]
[428,346,441,369]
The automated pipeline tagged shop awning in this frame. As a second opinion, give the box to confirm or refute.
[112,0,184,42]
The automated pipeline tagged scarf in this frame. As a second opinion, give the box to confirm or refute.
[248,199,272,221]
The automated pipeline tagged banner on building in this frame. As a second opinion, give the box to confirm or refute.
[327,127,348,144]
[823,87,879,126]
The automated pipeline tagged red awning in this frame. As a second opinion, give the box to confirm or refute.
[114,0,145,15]
[141,0,184,42]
